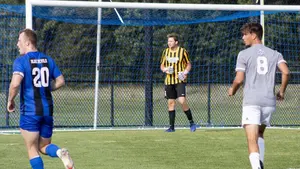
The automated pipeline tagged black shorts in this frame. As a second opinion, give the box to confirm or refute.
[164,83,186,99]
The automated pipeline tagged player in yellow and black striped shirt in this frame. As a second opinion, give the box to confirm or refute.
[160,33,196,132]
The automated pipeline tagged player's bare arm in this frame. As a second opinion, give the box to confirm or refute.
[184,62,191,74]
[161,63,173,74]
[179,62,191,80]
[277,62,289,100]
[228,71,244,96]
[160,56,169,73]
[51,75,65,91]
[7,74,23,112]
[160,63,167,73]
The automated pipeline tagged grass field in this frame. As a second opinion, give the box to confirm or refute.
[0,128,299,169]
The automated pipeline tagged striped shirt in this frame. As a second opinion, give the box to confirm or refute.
[13,51,62,116]
[160,47,190,85]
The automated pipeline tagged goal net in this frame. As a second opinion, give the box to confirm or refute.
[0,1,299,129]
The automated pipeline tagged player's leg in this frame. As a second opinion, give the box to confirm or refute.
[258,125,266,169]
[166,99,176,132]
[39,116,74,169]
[244,124,260,169]
[176,83,196,132]
[242,106,261,169]
[40,137,74,169]
[258,106,275,169]
[20,115,44,169]
[38,116,59,157]
[165,85,176,132]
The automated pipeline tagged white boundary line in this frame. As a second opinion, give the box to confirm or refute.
[1,126,299,134]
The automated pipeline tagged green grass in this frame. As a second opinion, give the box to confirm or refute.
[0,129,299,169]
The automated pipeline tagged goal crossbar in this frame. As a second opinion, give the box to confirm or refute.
[28,0,300,11]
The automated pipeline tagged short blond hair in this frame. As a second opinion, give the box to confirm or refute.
[19,28,37,47]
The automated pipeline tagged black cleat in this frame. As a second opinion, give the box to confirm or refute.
[260,160,264,169]
[165,128,175,132]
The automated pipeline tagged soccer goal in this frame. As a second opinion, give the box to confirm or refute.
[2,0,300,130]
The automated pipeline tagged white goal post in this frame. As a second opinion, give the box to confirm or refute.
[25,0,300,130]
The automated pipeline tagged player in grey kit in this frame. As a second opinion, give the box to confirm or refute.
[228,23,289,169]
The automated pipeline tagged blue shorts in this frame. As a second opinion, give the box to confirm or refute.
[20,114,54,138]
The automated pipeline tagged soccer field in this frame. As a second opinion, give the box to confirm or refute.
[0,128,299,169]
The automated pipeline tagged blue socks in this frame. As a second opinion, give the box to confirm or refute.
[29,144,61,169]
[30,156,44,169]
[45,144,60,157]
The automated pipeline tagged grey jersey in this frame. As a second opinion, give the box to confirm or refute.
[236,44,286,107]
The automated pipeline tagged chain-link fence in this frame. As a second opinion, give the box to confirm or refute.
[0,4,299,129]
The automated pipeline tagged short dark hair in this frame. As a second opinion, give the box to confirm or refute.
[167,33,179,42]
[241,22,263,40]
[19,28,37,47]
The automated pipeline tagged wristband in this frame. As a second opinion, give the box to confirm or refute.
[183,70,189,75]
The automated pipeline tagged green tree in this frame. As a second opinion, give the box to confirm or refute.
[0,0,24,4]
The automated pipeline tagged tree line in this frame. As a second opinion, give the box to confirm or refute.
[0,0,299,85]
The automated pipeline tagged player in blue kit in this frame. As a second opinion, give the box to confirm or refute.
[7,29,75,169]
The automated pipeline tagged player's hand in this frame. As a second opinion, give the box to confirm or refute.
[7,100,15,113]
[163,67,174,74]
[228,87,234,96]
[276,92,285,101]
[178,72,187,81]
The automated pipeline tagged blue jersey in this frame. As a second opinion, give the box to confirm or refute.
[13,51,62,116]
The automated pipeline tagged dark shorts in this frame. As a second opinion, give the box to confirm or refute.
[20,114,54,138]
[164,83,186,99]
